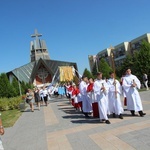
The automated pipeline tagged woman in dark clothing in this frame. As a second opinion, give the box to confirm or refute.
[34,87,41,110]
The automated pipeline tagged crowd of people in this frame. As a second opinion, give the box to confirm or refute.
[25,68,147,125]
[25,86,51,112]
[63,68,146,124]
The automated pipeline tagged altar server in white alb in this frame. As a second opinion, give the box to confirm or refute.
[93,72,111,124]
[107,72,124,119]
[79,76,92,117]
[122,68,146,117]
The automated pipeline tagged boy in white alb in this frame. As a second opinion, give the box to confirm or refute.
[107,72,124,119]
[93,72,110,124]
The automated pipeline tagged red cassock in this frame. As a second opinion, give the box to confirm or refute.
[87,83,99,118]
[72,88,80,96]
[72,88,80,108]
[67,85,74,99]
[87,83,94,92]
[68,86,73,92]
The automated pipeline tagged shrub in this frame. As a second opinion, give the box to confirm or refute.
[0,98,9,111]
[0,96,22,111]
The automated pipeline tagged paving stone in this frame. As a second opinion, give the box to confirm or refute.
[1,91,150,150]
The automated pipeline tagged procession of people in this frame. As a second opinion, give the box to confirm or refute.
[25,68,147,125]
[64,68,147,124]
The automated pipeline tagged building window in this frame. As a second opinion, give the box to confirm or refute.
[114,47,125,59]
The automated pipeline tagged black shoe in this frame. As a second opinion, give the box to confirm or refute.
[84,113,90,118]
[105,120,111,124]
[85,115,90,118]
[139,111,146,117]
[130,110,135,116]
[119,114,123,119]
[113,113,116,118]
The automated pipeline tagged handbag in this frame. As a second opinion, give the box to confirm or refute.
[26,96,33,103]
[26,99,28,103]
[26,98,30,103]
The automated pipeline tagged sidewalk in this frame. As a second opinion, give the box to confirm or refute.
[2,91,150,150]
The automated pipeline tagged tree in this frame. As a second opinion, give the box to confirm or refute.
[25,83,34,91]
[83,68,93,79]
[21,81,27,95]
[0,73,34,97]
[0,73,16,98]
[11,78,19,96]
[116,40,150,81]
[98,58,112,79]
[135,40,150,81]
[116,54,134,78]
[92,62,98,78]
[8,84,18,97]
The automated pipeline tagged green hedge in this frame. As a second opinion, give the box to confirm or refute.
[0,96,23,111]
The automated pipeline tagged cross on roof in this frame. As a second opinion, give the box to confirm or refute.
[31,29,42,38]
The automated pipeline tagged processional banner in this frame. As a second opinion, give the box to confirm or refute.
[59,66,74,81]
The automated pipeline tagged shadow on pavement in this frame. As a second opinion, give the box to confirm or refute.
[71,119,101,124]
[122,113,139,117]
[60,106,101,124]
[49,98,69,103]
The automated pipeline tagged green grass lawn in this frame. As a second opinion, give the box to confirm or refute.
[1,109,22,128]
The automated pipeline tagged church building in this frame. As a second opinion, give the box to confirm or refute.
[7,30,78,86]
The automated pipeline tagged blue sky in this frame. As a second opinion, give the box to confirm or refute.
[0,0,150,74]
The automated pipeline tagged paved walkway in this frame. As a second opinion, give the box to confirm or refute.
[2,91,150,150]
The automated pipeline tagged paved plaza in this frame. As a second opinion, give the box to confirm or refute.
[2,91,150,150]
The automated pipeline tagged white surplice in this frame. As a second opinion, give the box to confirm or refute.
[79,81,92,113]
[93,79,109,120]
[107,78,124,115]
[122,74,143,112]
[87,91,95,103]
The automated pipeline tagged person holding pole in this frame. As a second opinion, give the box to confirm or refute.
[93,72,111,124]
[122,68,146,117]
[107,72,124,119]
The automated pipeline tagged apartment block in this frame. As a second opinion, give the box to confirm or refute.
[88,33,150,72]
[130,33,150,54]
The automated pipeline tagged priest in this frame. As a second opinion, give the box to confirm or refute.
[122,68,146,117]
